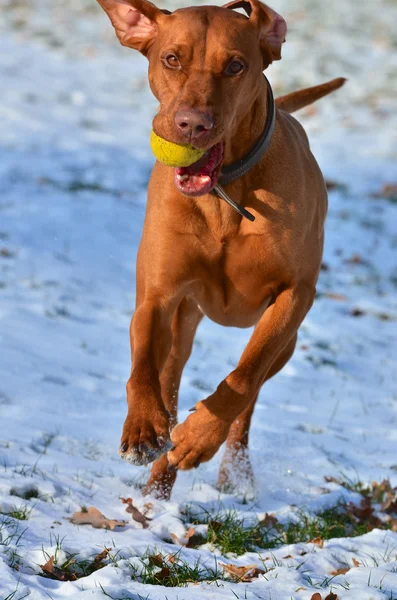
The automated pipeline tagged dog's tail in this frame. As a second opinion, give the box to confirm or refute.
[276,77,346,113]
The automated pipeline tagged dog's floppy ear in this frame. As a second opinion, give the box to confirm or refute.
[224,0,287,63]
[96,0,167,54]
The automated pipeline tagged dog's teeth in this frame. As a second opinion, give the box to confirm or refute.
[177,174,189,182]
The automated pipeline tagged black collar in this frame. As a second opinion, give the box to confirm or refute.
[213,74,276,221]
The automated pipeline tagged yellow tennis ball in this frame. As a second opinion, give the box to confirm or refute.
[150,131,206,168]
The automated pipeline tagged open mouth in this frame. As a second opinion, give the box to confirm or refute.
[174,143,224,197]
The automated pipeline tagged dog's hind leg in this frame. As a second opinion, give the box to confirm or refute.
[217,334,297,496]
[143,297,203,499]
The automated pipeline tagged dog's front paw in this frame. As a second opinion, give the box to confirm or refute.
[167,403,230,470]
[119,410,172,466]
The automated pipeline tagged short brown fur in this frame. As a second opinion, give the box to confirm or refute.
[96,0,345,498]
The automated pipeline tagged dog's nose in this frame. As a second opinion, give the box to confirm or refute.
[174,108,214,142]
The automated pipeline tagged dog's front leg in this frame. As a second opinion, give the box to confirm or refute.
[119,296,178,466]
[168,283,315,470]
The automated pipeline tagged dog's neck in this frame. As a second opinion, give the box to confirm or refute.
[222,76,269,167]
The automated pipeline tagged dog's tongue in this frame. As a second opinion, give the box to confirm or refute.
[174,143,223,197]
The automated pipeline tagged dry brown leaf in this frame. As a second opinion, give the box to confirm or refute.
[40,556,77,581]
[69,507,126,530]
[380,490,397,514]
[308,537,324,547]
[350,307,366,317]
[372,479,394,503]
[352,558,360,567]
[259,513,278,528]
[347,497,382,531]
[330,567,349,575]
[143,502,153,514]
[155,567,172,582]
[325,180,346,191]
[324,594,338,600]
[371,183,397,201]
[148,554,164,568]
[326,292,348,302]
[283,554,294,559]
[324,475,339,484]
[345,253,363,265]
[94,548,111,565]
[220,563,266,582]
[120,497,151,529]
[170,526,203,548]
[208,519,223,534]
[310,594,322,600]
[170,533,182,545]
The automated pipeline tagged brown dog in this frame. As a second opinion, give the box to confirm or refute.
[96,0,345,499]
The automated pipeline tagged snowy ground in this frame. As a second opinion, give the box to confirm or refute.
[0,0,397,598]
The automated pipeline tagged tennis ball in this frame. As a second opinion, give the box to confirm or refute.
[150,131,206,168]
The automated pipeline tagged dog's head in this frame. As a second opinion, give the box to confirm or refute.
[97,0,286,195]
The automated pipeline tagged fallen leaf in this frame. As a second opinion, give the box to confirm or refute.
[324,475,339,484]
[296,587,306,592]
[308,537,324,547]
[94,548,111,565]
[0,248,16,258]
[171,526,204,548]
[208,519,223,534]
[283,554,294,559]
[143,502,153,514]
[220,563,266,582]
[155,567,172,582]
[69,507,126,530]
[347,497,382,531]
[148,554,164,568]
[120,497,151,529]
[350,307,366,317]
[325,594,338,600]
[345,253,363,264]
[330,567,349,575]
[390,519,397,531]
[371,183,397,202]
[259,513,278,528]
[325,179,346,191]
[352,558,360,567]
[310,594,322,600]
[326,292,348,302]
[381,494,397,514]
[372,479,394,502]
[40,556,77,581]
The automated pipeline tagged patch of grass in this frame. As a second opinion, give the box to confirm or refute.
[183,500,385,556]
[128,549,224,587]
[40,543,112,581]
[0,516,29,572]
[0,505,32,521]
[10,487,39,501]
[324,472,372,496]
[4,586,30,600]
[0,516,27,547]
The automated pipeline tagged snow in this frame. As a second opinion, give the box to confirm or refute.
[0,0,396,598]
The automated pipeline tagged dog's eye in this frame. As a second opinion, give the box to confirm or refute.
[163,54,181,69]
[225,60,246,76]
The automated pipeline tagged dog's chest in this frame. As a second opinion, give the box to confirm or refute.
[189,233,280,327]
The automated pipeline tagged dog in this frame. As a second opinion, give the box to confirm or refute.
[96,0,345,499]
